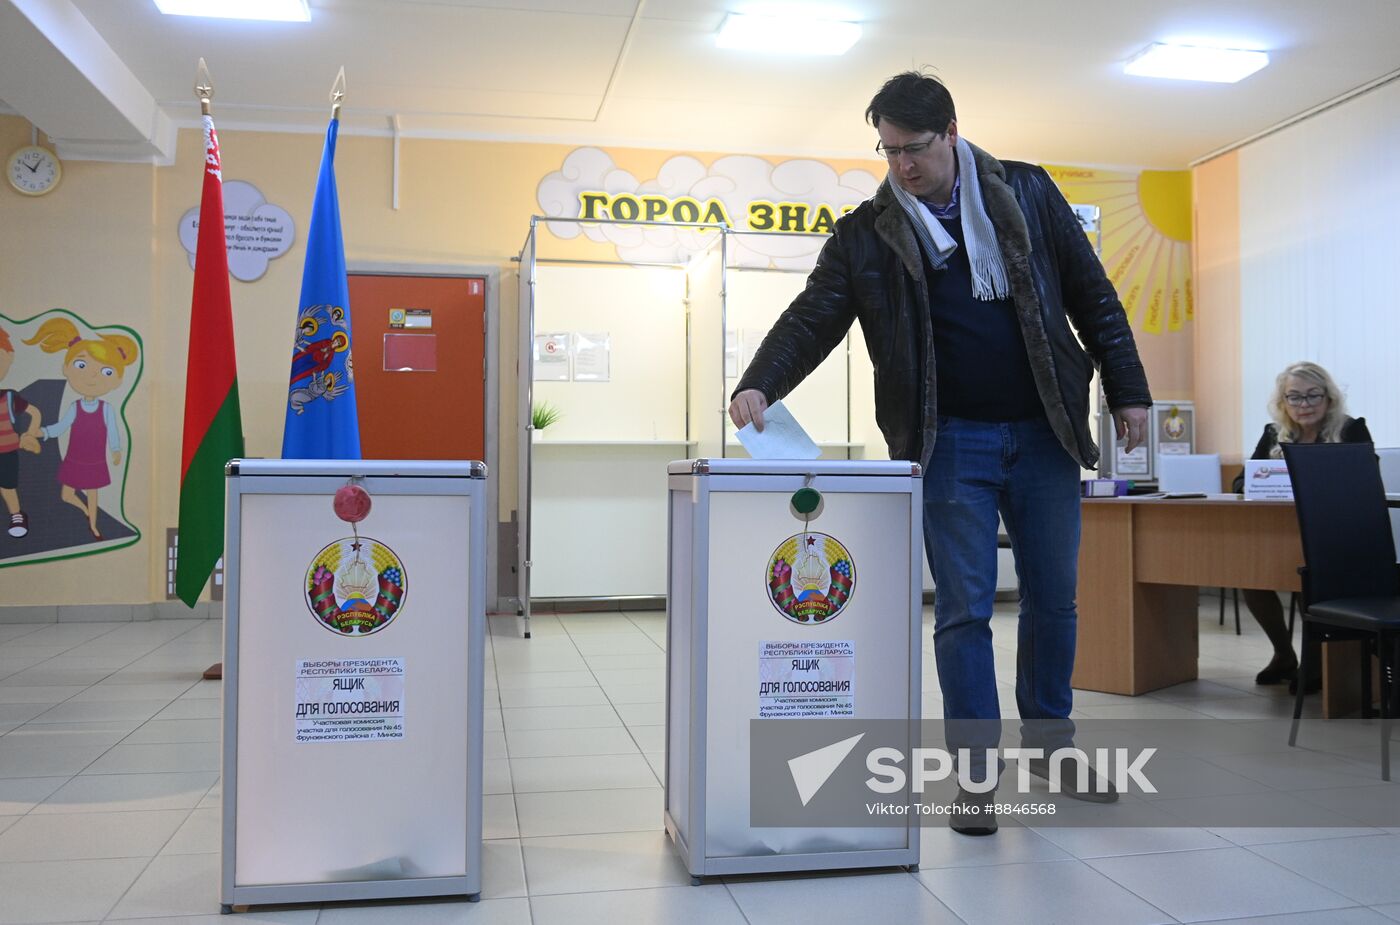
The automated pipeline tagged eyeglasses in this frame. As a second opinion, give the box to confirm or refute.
[875,134,941,160]
[1284,390,1327,407]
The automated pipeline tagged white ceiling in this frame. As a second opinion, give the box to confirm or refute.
[2,0,1399,167]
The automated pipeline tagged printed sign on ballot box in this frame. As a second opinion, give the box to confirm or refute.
[758,640,855,718]
[294,657,405,743]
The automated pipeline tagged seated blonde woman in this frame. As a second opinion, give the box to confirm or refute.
[1232,361,1371,688]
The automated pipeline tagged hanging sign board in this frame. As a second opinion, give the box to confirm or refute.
[178,179,295,282]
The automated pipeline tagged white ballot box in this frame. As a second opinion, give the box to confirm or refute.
[664,459,922,879]
[221,460,486,910]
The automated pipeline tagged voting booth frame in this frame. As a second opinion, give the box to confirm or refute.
[220,460,486,911]
[664,459,923,878]
[515,217,852,636]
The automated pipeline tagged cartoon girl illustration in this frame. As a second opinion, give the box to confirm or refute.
[24,318,138,540]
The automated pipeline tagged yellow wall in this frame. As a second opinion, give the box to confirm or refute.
[1190,152,1242,462]
[1044,165,1195,399]
[1,117,159,604]
[0,112,1195,606]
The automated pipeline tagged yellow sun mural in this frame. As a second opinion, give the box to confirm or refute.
[1043,165,1193,335]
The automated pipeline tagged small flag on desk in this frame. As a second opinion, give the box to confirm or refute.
[176,112,243,608]
[281,115,361,459]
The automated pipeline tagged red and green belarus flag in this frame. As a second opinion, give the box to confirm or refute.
[176,114,243,607]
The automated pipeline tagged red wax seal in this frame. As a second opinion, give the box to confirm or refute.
[333,484,371,523]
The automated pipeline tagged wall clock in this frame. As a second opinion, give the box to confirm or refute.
[7,145,62,196]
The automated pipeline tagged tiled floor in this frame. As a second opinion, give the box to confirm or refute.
[1,604,1399,924]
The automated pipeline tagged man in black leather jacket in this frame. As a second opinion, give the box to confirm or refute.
[730,72,1151,835]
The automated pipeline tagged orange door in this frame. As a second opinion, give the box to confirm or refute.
[348,274,486,461]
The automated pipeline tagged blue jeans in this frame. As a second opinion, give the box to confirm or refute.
[924,415,1081,780]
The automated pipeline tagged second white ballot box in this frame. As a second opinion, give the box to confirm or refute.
[664,459,923,878]
[221,459,486,910]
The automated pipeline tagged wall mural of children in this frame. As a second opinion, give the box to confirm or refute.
[25,318,139,540]
[0,325,43,538]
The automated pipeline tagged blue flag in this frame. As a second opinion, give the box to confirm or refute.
[281,117,361,459]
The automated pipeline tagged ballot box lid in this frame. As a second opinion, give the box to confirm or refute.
[667,458,919,478]
[227,459,487,479]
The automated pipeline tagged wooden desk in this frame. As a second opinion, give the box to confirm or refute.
[1075,497,1301,696]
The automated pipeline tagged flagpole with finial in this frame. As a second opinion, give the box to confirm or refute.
[283,65,361,460]
[187,56,235,682]
[196,57,213,116]
[195,55,219,682]
[330,66,345,120]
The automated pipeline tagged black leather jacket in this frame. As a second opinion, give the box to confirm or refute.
[735,145,1151,470]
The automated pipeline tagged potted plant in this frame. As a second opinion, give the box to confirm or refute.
[531,401,562,441]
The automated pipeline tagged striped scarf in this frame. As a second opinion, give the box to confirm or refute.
[887,136,1010,301]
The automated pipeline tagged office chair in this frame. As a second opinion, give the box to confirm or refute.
[1283,442,1400,780]
[1379,447,1400,563]
[1219,587,1241,635]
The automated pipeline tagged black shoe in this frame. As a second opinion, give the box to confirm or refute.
[1026,757,1119,803]
[1256,651,1298,686]
[949,786,997,836]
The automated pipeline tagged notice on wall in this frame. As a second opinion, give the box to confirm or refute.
[572,331,611,381]
[724,329,741,379]
[1070,203,1102,254]
[758,640,854,719]
[294,657,405,743]
[742,328,769,371]
[1115,444,1150,476]
[534,333,570,381]
[178,179,295,282]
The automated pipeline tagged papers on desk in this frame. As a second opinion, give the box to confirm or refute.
[1135,491,1208,499]
[735,400,821,460]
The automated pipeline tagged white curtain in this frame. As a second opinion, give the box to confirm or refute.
[1237,78,1400,452]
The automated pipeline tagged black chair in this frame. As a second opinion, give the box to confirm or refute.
[1283,442,1400,780]
[1218,587,1241,634]
[1220,587,1293,638]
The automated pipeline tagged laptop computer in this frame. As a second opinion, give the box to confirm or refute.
[1156,453,1221,496]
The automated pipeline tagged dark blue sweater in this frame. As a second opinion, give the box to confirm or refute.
[925,216,1044,422]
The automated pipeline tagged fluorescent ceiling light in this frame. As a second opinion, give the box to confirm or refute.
[716,12,861,55]
[154,0,310,21]
[1124,42,1268,83]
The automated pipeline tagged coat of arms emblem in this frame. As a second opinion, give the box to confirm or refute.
[305,536,406,635]
[767,532,855,624]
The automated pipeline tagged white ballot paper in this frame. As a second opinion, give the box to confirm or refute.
[736,400,821,459]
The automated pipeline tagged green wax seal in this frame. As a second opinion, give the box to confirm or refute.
[791,487,822,515]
